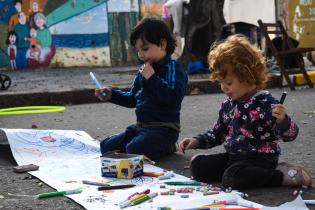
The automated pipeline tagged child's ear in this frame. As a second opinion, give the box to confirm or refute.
[160,39,167,51]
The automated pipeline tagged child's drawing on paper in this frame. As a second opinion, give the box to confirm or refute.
[41,135,56,142]
[4,129,100,165]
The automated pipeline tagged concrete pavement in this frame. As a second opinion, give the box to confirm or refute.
[0,88,315,210]
[1,67,314,210]
[0,67,280,108]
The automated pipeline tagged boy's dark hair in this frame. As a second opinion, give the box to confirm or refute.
[130,16,176,55]
[6,31,17,45]
[14,0,23,5]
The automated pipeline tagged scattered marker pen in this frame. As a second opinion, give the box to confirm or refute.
[164,181,202,186]
[97,184,136,191]
[35,188,82,199]
[218,208,259,210]
[120,192,158,208]
[82,180,110,187]
[143,171,164,177]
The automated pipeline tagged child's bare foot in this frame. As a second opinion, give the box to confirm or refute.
[276,162,312,187]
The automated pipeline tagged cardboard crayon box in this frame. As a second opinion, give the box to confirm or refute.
[100,152,144,179]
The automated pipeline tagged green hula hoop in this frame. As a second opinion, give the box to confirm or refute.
[0,106,65,115]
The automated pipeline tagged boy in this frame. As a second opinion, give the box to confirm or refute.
[95,17,187,160]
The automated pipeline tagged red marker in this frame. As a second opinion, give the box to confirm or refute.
[219,208,260,210]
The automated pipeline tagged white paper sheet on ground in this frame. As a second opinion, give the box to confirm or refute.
[261,195,310,210]
[2,128,261,210]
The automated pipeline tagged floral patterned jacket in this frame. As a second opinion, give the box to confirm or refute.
[195,90,299,156]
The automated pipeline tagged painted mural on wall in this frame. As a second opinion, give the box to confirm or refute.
[107,0,139,66]
[105,0,165,67]
[0,0,167,70]
[288,0,315,47]
[0,0,116,70]
[140,0,166,17]
[50,2,110,67]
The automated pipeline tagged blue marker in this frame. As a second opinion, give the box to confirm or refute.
[89,72,106,96]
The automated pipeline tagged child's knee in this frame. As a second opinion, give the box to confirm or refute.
[221,164,244,189]
[221,171,236,189]
[100,137,112,154]
[125,141,142,154]
[190,155,206,179]
[126,141,161,160]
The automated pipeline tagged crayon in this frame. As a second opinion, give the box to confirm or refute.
[35,188,82,199]
[97,184,136,191]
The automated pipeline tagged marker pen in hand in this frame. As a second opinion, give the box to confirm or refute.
[279,91,287,104]
[272,91,287,126]
[89,72,106,96]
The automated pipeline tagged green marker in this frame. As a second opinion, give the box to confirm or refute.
[35,188,82,199]
[164,181,202,186]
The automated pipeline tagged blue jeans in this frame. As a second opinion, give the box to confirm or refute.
[100,125,178,160]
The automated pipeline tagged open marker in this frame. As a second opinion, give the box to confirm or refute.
[89,72,106,96]
[279,91,287,104]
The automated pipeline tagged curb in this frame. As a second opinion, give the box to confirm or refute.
[0,76,281,108]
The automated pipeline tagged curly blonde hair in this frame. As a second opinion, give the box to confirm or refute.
[208,34,268,89]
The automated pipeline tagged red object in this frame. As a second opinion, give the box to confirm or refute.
[139,189,150,195]
[219,208,260,210]
[143,171,164,177]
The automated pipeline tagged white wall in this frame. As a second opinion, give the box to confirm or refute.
[224,0,276,26]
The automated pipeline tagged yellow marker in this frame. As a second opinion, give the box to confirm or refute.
[130,193,146,203]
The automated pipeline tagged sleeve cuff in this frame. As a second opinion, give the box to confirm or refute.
[194,135,207,149]
[276,115,291,130]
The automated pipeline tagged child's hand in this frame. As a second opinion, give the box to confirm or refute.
[272,104,287,124]
[178,138,199,153]
[95,86,112,101]
[139,62,155,80]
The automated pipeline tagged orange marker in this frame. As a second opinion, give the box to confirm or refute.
[143,171,164,177]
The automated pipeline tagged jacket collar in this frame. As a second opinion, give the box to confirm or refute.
[237,88,259,102]
[151,55,171,70]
